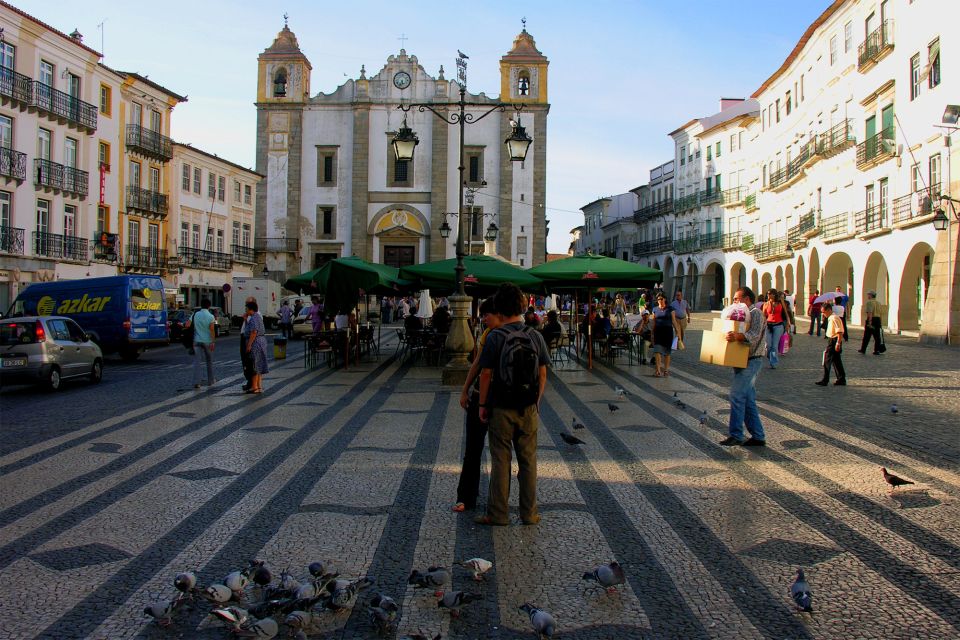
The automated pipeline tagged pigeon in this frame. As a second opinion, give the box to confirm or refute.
[404,632,441,640]
[202,583,233,604]
[675,400,686,410]
[225,570,250,596]
[891,403,898,414]
[144,600,175,626]
[174,571,197,594]
[251,566,272,587]
[673,391,678,398]
[236,615,279,638]
[459,557,493,581]
[295,578,326,600]
[409,566,451,596]
[881,466,915,491]
[368,593,400,634]
[437,590,480,617]
[247,598,290,620]
[615,386,627,399]
[699,410,707,426]
[284,610,314,632]
[323,576,374,611]
[210,606,250,632]
[457,50,469,59]
[308,561,338,582]
[608,403,619,413]
[572,417,586,430]
[790,568,813,612]
[560,432,585,445]
[519,603,556,639]
[582,561,626,592]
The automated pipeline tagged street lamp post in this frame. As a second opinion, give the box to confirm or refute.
[392,52,532,384]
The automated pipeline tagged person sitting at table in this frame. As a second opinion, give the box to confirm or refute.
[540,310,563,344]
[524,306,540,328]
[431,304,451,334]
[404,309,423,335]
[593,308,612,338]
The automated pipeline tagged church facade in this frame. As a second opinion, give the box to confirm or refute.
[254,24,550,282]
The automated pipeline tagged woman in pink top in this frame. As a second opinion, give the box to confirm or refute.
[761,290,790,369]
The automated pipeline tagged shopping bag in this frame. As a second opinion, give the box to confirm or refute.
[671,336,679,350]
[778,332,791,355]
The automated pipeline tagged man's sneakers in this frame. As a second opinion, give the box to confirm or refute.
[719,436,744,446]
[743,438,766,447]
[815,380,828,386]
[834,379,846,386]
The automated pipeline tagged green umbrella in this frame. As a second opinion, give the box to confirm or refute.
[283,267,325,294]
[399,255,543,295]
[314,256,407,314]
[528,254,662,290]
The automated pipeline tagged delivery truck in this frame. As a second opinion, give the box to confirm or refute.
[231,277,282,328]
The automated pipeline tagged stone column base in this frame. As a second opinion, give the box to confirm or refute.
[442,293,475,386]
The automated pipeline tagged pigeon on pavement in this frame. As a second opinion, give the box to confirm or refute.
[201,583,233,604]
[210,606,250,632]
[572,417,586,430]
[324,576,374,611]
[890,403,898,414]
[582,561,626,592]
[458,558,493,581]
[308,561,338,582]
[615,386,627,399]
[144,600,175,626]
[881,467,915,491]
[519,603,556,638]
[368,593,400,634]
[790,568,813,612]
[699,410,707,426]
[437,591,480,617]
[409,566,451,596]
[608,403,619,413]
[284,610,314,633]
[174,571,197,594]
[235,615,279,638]
[560,432,586,445]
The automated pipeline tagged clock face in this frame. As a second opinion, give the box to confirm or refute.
[393,71,411,89]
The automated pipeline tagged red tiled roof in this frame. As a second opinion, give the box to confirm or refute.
[0,0,102,58]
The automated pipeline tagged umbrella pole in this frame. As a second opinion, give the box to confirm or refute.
[588,287,593,370]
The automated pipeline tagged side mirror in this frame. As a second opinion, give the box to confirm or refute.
[84,333,92,342]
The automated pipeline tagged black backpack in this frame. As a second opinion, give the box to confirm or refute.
[496,325,541,408]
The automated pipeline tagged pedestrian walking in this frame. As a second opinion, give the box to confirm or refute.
[454,297,501,513]
[708,288,716,311]
[243,299,269,394]
[475,283,550,526]
[762,289,790,369]
[307,296,324,335]
[670,291,690,342]
[816,302,846,386]
[783,289,797,334]
[239,295,256,391]
[187,298,216,388]
[278,300,293,339]
[859,290,885,355]
[719,286,768,447]
[807,290,822,336]
[651,294,681,377]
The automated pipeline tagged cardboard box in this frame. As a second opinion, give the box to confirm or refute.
[699,330,749,368]
[712,318,749,334]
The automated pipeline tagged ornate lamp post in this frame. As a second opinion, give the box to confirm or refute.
[393,52,532,384]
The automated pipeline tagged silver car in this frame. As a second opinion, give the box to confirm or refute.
[0,316,104,391]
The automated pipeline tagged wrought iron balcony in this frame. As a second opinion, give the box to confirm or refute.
[722,231,744,251]
[673,234,700,254]
[858,21,894,71]
[232,244,257,263]
[720,187,746,207]
[0,225,25,254]
[632,235,673,256]
[255,237,299,254]
[787,209,819,248]
[820,212,851,240]
[892,184,939,227]
[32,231,89,261]
[0,146,27,181]
[30,82,97,132]
[854,204,889,235]
[700,190,722,206]
[125,186,169,219]
[125,124,173,161]
[700,231,723,250]
[125,245,167,271]
[674,193,700,212]
[633,199,674,223]
[753,237,790,262]
[744,193,758,213]
[34,158,89,198]
[856,127,896,169]
[0,66,33,105]
[815,120,856,158]
[179,246,233,271]
[741,233,754,252]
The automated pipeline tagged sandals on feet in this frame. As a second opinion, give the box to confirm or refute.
[654,370,663,377]
[451,502,466,512]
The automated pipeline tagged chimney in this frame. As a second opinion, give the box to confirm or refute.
[69,29,83,43]
[720,97,745,111]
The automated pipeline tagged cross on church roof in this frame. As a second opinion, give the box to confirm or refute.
[283,12,289,27]
[522,16,527,30]
[398,33,408,49]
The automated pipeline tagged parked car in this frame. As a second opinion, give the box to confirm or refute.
[191,306,230,337]
[292,307,314,338]
[0,316,104,391]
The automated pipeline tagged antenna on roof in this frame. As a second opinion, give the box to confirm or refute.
[97,19,106,59]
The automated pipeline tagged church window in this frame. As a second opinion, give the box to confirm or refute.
[317,146,338,186]
[316,206,336,238]
[517,71,530,96]
[273,68,287,97]
[465,147,484,185]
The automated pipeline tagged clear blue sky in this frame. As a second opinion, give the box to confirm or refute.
[18,0,829,254]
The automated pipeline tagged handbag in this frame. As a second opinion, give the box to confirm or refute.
[778,332,791,355]
[671,336,679,350]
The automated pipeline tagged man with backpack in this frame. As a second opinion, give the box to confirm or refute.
[475,283,550,526]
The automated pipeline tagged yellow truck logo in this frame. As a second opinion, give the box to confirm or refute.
[37,294,112,315]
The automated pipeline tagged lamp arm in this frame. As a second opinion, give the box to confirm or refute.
[398,102,524,127]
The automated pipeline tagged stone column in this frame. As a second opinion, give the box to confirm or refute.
[919,221,960,344]
[442,293,475,386]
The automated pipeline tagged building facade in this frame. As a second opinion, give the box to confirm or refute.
[254,23,550,283]
[575,192,637,260]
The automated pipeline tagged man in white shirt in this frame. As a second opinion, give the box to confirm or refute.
[816,303,846,386]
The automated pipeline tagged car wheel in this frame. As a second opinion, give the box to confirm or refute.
[48,366,62,391]
[90,359,103,383]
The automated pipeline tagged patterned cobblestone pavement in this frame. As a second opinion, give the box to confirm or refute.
[0,323,957,639]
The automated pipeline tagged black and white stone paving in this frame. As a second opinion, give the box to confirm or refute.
[0,325,958,639]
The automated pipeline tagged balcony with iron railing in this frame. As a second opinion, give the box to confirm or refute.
[816,119,856,158]
[32,231,89,261]
[92,235,118,262]
[255,237,299,254]
[125,124,173,162]
[673,234,700,254]
[674,192,700,212]
[820,212,852,241]
[722,231,744,252]
[0,66,33,105]
[125,186,169,219]
[892,184,939,228]
[179,246,233,271]
[700,230,723,251]
[744,193,758,213]
[854,204,890,236]
[632,235,674,256]
[858,20,894,71]
[741,233,755,252]
[30,82,97,132]
[700,190,722,206]
[34,158,89,198]
[753,237,790,262]
[232,244,257,263]
[125,245,167,271]
[0,146,27,182]
[633,199,674,223]
[856,127,896,169]
[0,225,25,254]
[787,209,820,249]
[720,187,746,208]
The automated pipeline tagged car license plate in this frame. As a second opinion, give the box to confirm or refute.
[133,327,147,333]
[1,358,26,368]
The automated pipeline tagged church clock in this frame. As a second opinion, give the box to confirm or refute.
[393,71,411,89]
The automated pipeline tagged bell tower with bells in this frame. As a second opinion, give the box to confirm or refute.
[499,18,549,105]
[257,14,311,103]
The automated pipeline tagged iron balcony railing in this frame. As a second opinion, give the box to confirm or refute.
[232,244,257,263]
[125,124,173,161]
[633,199,674,223]
[722,231,744,251]
[0,146,27,181]
[816,120,856,157]
[125,245,167,270]
[0,66,33,104]
[34,158,89,197]
[700,190,722,206]
[32,231,89,260]
[744,193,758,212]
[30,82,97,131]
[820,212,850,240]
[856,126,896,169]
[854,204,889,235]
[632,235,673,256]
[858,20,894,71]
[125,186,169,218]
[674,193,700,212]
[892,184,939,226]
[741,233,755,252]
[179,246,233,271]
[92,235,118,262]
[720,187,746,207]
[700,230,723,250]
[0,225,25,254]
[673,234,699,254]
[753,237,790,262]
[255,237,299,253]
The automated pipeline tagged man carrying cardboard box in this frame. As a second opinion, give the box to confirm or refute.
[719,286,768,447]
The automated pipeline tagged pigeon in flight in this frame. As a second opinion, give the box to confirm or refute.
[409,566,451,596]
[437,590,480,617]
[572,417,586,430]
[608,403,619,413]
[881,467,915,491]
[790,568,813,612]
[459,557,493,581]
[560,432,586,445]
[582,561,626,592]
[519,603,556,639]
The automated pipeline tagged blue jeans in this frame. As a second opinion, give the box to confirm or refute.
[728,357,765,442]
[766,323,784,367]
[193,343,215,386]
